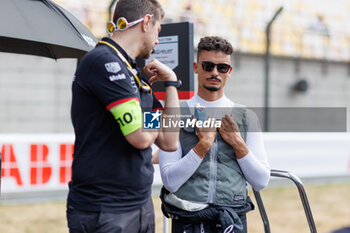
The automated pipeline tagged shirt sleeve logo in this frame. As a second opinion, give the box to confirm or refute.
[105,62,121,73]
[109,74,126,82]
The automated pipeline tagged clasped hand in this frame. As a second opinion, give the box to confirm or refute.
[218,114,248,158]
[143,59,177,84]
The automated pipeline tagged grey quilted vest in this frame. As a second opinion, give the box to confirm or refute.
[174,101,248,207]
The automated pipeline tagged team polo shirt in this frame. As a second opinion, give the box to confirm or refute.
[68,38,162,213]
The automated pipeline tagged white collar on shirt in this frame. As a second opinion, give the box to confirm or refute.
[187,94,235,108]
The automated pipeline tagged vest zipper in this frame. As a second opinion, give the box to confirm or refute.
[200,222,205,233]
[208,135,218,203]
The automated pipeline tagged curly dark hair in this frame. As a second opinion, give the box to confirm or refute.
[197,36,233,58]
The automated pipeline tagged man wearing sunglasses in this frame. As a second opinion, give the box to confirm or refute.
[67,0,181,233]
[159,36,270,233]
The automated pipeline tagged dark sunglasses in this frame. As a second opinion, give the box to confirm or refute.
[200,61,231,73]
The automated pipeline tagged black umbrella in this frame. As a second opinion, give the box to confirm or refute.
[0,0,98,59]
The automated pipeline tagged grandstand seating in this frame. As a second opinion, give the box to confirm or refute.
[53,0,350,61]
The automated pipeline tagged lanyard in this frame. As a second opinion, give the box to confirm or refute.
[98,40,152,93]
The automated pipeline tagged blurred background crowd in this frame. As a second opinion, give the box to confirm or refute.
[56,0,350,60]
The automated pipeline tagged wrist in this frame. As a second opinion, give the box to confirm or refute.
[193,140,211,158]
[165,73,177,82]
[228,134,243,147]
[164,80,182,89]
[231,140,249,159]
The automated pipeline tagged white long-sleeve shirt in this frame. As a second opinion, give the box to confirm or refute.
[159,94,270,193]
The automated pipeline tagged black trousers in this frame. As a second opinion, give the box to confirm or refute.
[171,213,247,233]
[67,198,155,233]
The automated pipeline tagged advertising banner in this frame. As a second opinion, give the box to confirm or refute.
[0,134,74,194]
[1,133,349,199]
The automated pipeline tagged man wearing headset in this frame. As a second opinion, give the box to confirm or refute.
[67,0,180,232]
[159,36,270,233]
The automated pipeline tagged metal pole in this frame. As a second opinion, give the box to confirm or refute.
[253,169,317,233]
[163,216,170,233]
[264,6,283,131]
[253,190,271,233]
[271,170,318,233]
